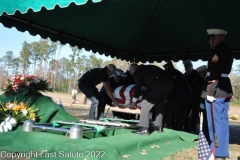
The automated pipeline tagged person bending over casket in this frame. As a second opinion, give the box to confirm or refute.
[99,69,124,119]
[78,64,119,120]
[129,64,174,135]
[163,61,193,131]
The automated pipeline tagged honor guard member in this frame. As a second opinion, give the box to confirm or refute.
[196,65,209,140]
[163,61,193,131]
[78,64,120,120]
[129,64,173,135]
[205,29,233,160]
[183,60,200,133]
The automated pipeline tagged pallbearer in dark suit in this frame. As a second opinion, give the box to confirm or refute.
[205,28,233,160]
[163,82,185,129]
[183,60,200,133]
[129,64,173,135]
[163,61,193,131]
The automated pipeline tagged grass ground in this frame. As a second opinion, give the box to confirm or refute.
[1,92,239,160]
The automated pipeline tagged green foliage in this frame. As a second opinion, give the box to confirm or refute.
[230,70,240,102]
[20,41,32,74]
[230,100,240,107]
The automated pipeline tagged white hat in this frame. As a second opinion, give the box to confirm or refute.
[116,69,124,76]
[183,60,192,65]
[107,64,117,76]
[207,29,227,36]
[196,65,207,73]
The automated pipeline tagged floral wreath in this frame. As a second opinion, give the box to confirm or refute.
[2,75,52,96]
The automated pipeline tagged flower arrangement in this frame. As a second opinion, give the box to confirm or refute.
[0,100,40,132]
[3,75,52,96]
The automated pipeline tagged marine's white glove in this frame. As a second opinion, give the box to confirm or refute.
[200,103,205,109]
[207,96,216,102]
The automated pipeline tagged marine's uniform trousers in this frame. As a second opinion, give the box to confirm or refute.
[205,42,233,158]
[205,97,230,157]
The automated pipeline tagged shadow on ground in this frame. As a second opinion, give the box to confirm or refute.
[229,125,240,145]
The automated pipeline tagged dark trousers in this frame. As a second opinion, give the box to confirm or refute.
[164,92,185,128]
[78,84,104,120]
[184,96,199,131]
[139,81,173,128]
[174,93,192,130]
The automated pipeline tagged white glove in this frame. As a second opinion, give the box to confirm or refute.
[207,96,216,102]
[200,103,205,109]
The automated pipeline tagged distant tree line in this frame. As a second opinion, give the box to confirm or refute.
[0,39,131,93]
[1,38,240,104]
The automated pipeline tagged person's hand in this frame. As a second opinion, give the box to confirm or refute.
[200,103,205,109]
[207,96,216,102]
[130,102,136,109]
[112,100,119,107]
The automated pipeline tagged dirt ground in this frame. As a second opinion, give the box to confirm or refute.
[42,92,240,160]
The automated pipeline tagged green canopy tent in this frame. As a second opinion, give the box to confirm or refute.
[0,0,240,63]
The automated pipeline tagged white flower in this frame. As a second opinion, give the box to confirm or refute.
[8,104,15,109]
[21,109,28,116]
[20,77,25,80]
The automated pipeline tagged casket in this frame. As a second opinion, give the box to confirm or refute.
[113,84,145,108]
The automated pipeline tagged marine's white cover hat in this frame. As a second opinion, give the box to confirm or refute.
[207,29,227,35]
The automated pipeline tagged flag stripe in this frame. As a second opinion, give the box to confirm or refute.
[114,85,145,107]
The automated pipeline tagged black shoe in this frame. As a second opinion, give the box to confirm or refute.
[132,128,149,135]
[154,127,164,133]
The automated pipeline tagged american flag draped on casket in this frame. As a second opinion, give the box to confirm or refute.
[113,84,146,108]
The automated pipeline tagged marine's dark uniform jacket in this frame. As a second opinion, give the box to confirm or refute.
[133,65,172,100]
[206,42,233,98]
